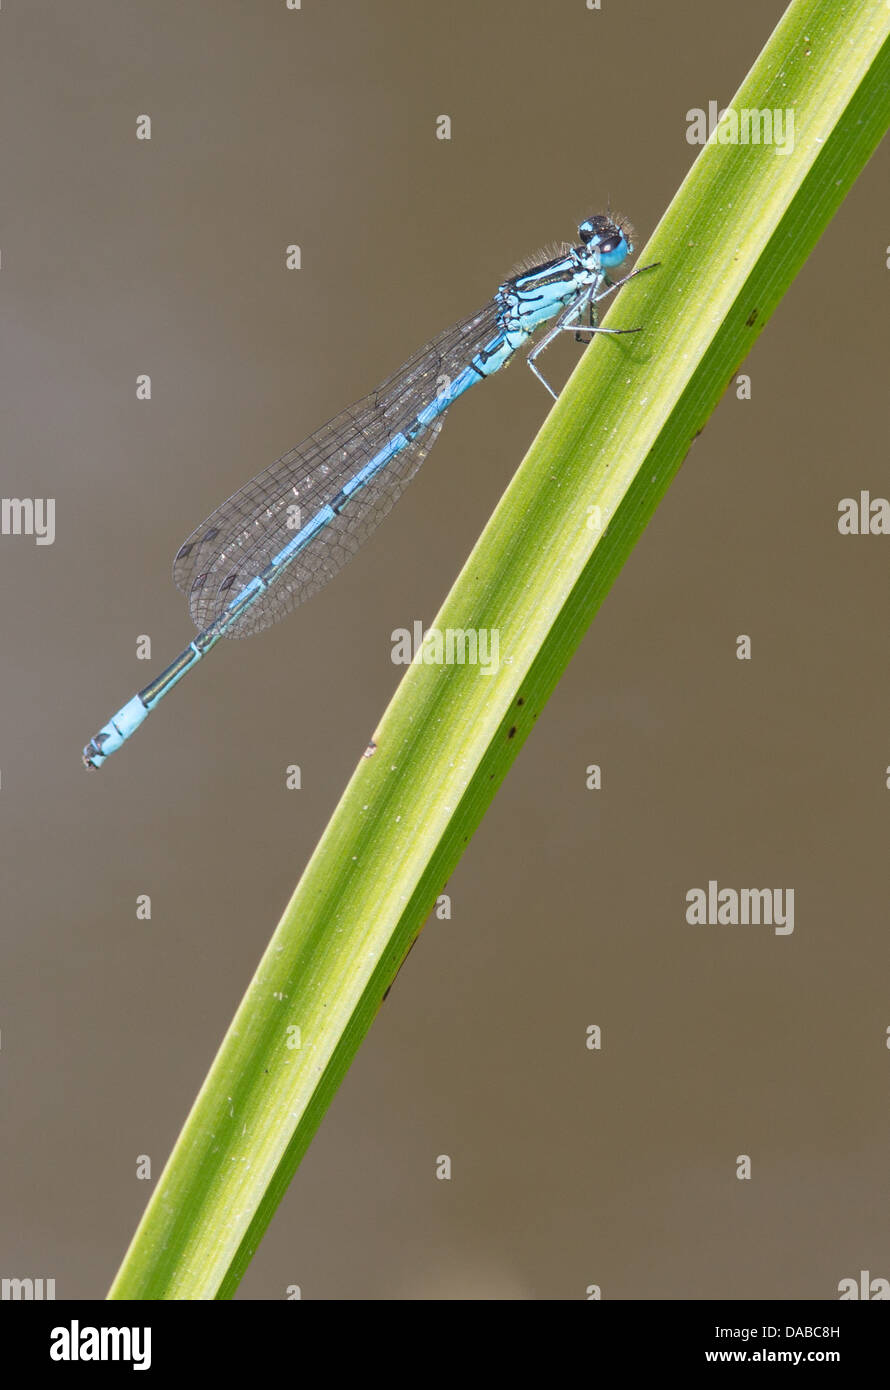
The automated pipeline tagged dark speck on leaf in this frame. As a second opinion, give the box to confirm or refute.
[517,697,525,706]
[746,308,758,327]
[384,937,419,1002]
[508,726,517,739]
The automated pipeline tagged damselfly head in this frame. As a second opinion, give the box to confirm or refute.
[577,213,635,267]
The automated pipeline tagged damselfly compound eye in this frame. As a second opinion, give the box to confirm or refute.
[578,214,617,244]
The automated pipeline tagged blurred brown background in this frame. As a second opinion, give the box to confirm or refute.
[1,0,888,1300]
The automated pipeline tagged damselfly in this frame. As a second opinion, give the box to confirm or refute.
[83,213,653,769]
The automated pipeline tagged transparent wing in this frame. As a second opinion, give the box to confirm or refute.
[172,299,502,638]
